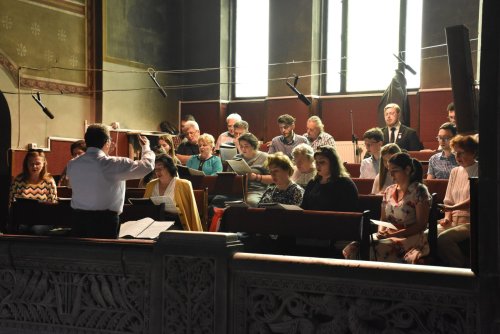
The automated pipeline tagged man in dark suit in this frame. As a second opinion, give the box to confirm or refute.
[382,103,423,151]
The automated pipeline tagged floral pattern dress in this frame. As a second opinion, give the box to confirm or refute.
[344,182,431,263]
[258,182,304,206]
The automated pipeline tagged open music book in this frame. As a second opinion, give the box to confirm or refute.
[226,159,253,175]
[370,219,397,230]
[177,165,205,177]
[119,217,175,239]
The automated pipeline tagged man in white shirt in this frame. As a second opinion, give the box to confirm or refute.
[215,113,242,149]
[303,115,336,151]
[360,128,384,178]
[67,124,155,238]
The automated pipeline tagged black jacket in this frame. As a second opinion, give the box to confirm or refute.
[382,124,423,151]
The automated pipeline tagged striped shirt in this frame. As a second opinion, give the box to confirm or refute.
[9,176,57,206]
[427,151,458,179]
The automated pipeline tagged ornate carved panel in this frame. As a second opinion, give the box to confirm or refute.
[232,274,478,333]
[0,266,150,333]
[163,256,215,334]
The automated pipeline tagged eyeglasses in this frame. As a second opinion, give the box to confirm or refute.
[436,136,451,142]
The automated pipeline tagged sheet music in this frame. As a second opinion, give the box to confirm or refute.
[226,159,253,175]
[370,219,397,230]
[220,147,237,162]
[119,217,175,239]
[150,196,178,213]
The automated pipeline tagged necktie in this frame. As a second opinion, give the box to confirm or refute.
[390,127,396,143]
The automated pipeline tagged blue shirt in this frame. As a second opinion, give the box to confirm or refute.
[427,151,458,179]
[186,154,223,175]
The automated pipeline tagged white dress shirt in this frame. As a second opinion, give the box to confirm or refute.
[67,145,154,214]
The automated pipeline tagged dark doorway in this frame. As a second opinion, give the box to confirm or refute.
[0,91,12,230]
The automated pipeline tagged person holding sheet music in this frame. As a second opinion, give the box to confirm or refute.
[144,154,202,231]
[215,113,242,150]
[9,149,58,235]
[344,152,431,263]
[258,153,304,206]
[300,145,358,212]
[233,133,273,207]
[186,133,222,175]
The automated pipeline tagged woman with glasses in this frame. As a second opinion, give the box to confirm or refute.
[344,152,431,263]
[144,154,202,231]
[427,122,458,179]
[437,135,478,267]
[9,149,58,234]
[301,145,358,212]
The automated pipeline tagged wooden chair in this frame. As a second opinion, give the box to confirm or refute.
[344,162,361,178]
[193,188,209,231]
[219,207,371,260]
[352,178,375,195]
[423,179,448,204]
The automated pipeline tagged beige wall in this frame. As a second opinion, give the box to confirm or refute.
[102,62,178,132]
[0,68,92,149]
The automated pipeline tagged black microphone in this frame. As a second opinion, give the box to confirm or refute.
[32,93,55,119]
[148,69,168,98]
[286,77,312,106]
[393,54,416,75]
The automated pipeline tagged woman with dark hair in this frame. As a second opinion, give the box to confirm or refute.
[371,143,401,194]
[344,152,431,263]
[232,133,272,207]
[158,134,181,164]
[9,150,57,206]
[143,154,202,231]
[300,145,358,212]
[437,135,479,267]
[59,139,87,186]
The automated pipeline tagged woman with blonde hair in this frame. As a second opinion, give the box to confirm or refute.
[371,143,402,194]
[186,133,223,175]
[291,143,316,187]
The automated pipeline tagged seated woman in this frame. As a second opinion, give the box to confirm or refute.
[437,135,478,267]
[344,152,431,263]
[186,133,223,175]
[258,152,304,206]
[9,149,58,234]
[144,154,202,231]
[232,133,273,207]
[158,134,181,165]
[290,143,316,188]
[371,143,401,194]
[301,145,358,212]
[59,140,86,186]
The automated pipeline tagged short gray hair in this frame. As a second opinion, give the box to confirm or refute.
[183,120,199,131]
[307,115,324,132]
[226,113,242,122]
[292,143,315,162]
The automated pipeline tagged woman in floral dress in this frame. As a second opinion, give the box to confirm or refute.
[344,152,431,263]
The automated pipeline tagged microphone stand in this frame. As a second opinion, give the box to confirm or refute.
[350,110,361,163]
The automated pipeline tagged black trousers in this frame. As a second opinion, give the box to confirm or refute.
[71,209,120,239]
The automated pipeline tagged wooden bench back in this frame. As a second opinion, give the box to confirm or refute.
[423,179,448,204]
[220,207,370,260]
[344,162,361,178]
[358,194,383,222]
[352,178,374,195]
[180,174,247,199]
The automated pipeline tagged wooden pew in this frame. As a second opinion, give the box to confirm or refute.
[9,198,73,233]
[125,187,146,201]
[352,178,374,195]
[423,179,448,204]
[120,203,167,222]
[344,162,361,178]
[219,206,371,260]
[180,174,247,201]
[407,150,436,162]
[358,194,383,222]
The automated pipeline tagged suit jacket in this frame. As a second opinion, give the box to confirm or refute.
[382,124,423,151]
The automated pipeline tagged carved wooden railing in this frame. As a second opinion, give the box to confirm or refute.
[0,232,482,333]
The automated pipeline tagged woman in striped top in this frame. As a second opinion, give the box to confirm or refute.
[9,150,57,206]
